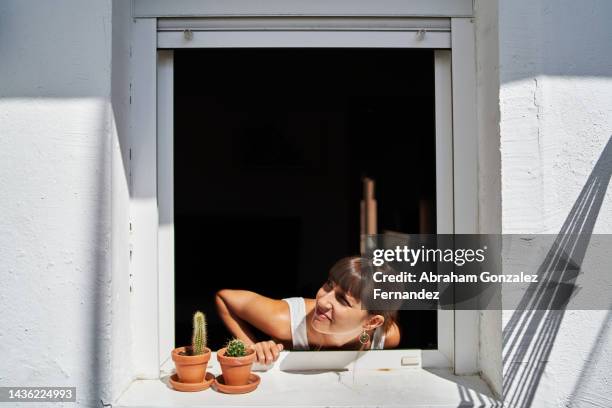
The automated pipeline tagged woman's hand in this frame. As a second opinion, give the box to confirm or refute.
[250,340,284,365]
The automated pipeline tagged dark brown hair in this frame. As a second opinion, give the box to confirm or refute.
[327,256,399,332]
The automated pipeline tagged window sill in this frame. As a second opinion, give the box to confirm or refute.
[116,352,499,408]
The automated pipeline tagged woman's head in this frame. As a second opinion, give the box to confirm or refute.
[311,256,398,341]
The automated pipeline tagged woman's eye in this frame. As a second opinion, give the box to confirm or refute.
[323,279,333,290]
[337,294,350,307]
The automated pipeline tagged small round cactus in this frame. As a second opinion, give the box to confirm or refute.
[191,311,207,355]
[225,338,248,357]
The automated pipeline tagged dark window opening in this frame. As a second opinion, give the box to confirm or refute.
[174,48,438,350]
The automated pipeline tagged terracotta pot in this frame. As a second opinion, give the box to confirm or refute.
[217,347,256,386]
[172,346,211,383]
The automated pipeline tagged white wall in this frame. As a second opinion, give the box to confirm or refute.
[0,1,131,406]
[474,0,503,397]
[498,0,612,407]
[3,1,611,407]
[110,0,134,401]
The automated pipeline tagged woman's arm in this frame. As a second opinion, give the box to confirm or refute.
[214,289,291,346]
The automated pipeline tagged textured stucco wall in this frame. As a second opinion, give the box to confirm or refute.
[2,1,611,407]
[499,0,612,407]
[0,1,131,406]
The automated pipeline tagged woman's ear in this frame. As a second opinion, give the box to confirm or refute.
[363,314,384,330]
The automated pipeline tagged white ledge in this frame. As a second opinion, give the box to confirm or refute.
[116,351,499,408]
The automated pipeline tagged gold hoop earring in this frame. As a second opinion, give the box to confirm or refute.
[359,330,370,345]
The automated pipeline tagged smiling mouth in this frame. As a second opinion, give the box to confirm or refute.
[314,305,331,321]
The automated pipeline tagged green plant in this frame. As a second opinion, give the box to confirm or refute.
[191,311,207,356]
[224,338,248,357]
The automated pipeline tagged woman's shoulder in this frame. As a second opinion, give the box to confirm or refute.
[282,297,316,321]
[255,294,293,341]
[383,322,401,348]
[302,298,316,312]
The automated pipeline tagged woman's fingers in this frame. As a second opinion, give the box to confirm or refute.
[268,340,283,361]
[263,343,274,364]
[251,343,265,364]
[250,341,284,364]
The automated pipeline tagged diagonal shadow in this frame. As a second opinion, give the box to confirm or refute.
[567,308,612,407]
[502,136,612,408]
[456,381,503,408]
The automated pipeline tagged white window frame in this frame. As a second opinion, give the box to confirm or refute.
[128,5,478,381]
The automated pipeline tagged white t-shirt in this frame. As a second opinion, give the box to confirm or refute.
[282,297,386,350]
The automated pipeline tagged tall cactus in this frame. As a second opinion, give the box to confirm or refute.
[225,338,247,357]
[191,311,207,355]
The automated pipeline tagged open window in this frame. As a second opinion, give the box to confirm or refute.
[120,3,491,405]
[129,11,479,384]
[157,36,457,372]
[173,47,439,351]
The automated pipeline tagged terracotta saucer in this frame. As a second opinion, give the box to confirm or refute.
[213,373,260,394]
[169,372,215,392]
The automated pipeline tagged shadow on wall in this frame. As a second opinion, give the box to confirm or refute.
[499,0,612,84]
[456,382,502,408]
[502,136,612,408]
[92,102,112,407]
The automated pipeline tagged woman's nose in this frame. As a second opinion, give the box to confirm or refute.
[320,290,334,308]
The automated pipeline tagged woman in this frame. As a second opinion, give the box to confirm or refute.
[215,256,401,365]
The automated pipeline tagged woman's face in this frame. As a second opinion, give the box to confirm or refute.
[312,278,370,337]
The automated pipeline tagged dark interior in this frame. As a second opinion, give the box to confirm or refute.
[174,48,438,350]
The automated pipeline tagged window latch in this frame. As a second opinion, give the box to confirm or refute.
[401,355,421,367]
